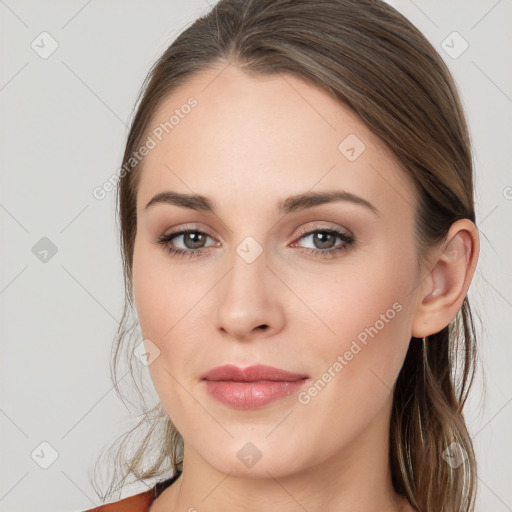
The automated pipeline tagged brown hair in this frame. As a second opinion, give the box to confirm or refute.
[92,1,479,510]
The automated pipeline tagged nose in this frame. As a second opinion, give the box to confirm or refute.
[214,245,285,342]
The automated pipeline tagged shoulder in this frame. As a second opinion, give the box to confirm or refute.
[81,472,181,512]
[82,489,154,512]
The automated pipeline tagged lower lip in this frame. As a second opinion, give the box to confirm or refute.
[203,379,309,409]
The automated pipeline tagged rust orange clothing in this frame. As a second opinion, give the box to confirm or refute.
[83,472,181,512]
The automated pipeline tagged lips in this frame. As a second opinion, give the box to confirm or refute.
[200,364,308,382]
[200,364,310,409]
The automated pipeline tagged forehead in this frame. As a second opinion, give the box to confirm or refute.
[136,64,416,218]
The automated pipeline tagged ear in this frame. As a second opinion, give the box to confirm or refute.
[411,219,480,338]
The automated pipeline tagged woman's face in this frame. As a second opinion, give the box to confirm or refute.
[132,64,425,478]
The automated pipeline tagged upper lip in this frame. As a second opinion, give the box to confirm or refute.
[200,364,308,382]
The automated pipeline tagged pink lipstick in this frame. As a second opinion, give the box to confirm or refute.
[200,364,309,409]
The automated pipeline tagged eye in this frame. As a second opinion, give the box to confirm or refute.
[155,225,355,260]
[291,226,355,259]
[155,228,218,259]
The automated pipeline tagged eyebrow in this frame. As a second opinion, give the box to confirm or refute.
[144,190,379,216]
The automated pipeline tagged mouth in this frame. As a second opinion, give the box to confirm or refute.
[200,364,310,409]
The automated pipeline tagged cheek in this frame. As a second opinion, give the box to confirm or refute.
[293,250,414,336]
[291,247,417,384]
[132,239,193,341]
[132,241,209,400]
[290,271,415,451]
[133,256,203,431]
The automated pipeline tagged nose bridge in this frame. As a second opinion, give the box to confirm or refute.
[214,233,284,340]
[222,234,270,311]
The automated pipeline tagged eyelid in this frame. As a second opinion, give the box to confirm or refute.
[166,223,218,239]
[163,222,352,243]
[293,222,353,240]
[158,217,358,256]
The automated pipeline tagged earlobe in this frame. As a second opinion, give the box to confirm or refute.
[411,219,479,338]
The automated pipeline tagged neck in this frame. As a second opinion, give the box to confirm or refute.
[152,398,411,512]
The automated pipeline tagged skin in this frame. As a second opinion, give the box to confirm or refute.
[131,63,479,512]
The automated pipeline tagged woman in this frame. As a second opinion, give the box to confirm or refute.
[85,0,480,510]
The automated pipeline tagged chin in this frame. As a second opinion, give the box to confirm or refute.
[195,437,310,480]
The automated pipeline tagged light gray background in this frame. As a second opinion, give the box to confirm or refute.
[0,1,511,511]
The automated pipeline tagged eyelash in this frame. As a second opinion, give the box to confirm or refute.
[155,225,355,260]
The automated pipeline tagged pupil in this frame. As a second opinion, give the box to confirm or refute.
[185,232,204,249]
[314,232,335,249]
